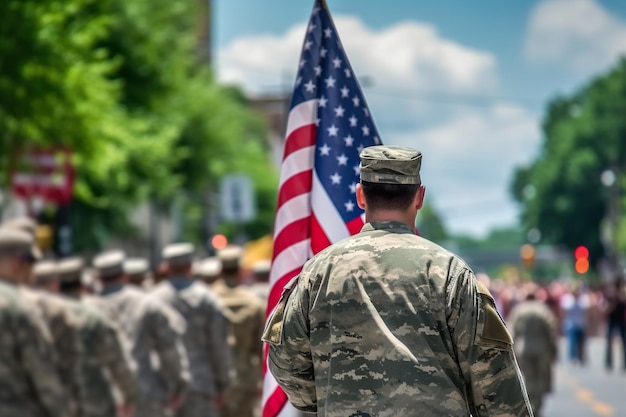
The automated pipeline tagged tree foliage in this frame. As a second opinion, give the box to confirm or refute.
[0,0,277,252]
[511,58,626,269]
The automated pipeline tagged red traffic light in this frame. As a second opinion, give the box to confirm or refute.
[574,245,589,260]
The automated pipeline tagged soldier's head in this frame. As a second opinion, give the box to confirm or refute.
[162,242,195,278]
[0,227,41,284]
[93,250,127,285]
[193,256,222,283]
[252,259,271,284]
[217,244,243,281]
[124,257,151,287]
[33,259,60,292]
[57,256,85,294]
[356,145,425,224]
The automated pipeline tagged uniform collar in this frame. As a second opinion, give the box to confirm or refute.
[100,282,124,296]
[167,276,193,290]
[361,221,415,235]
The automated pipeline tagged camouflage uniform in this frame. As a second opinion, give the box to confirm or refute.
[0,280,73,417]
[263,145,533,417]
[211,279,265,417]
[152,278,231,417]
[508,298,558,417]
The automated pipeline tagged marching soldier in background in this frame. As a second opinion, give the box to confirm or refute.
[0,227,74,417]
[508,291,559,417]
[248,259,271,305]
[214,245,266,417]
[124,257,153,290]
[153,243,231,417]
[193,256,222,284]
[56,257,138,417]
[94,250,189,417]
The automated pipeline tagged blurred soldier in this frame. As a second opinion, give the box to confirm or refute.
[248,259,271,305]
[214,245,266,417]
[153,243,231,417]
[601,278,626,371]
[193,257,222,284]
[263,145,532,416]
[508,292,559,417]
[56,257,138,417]
[94,250,189,417]
[124,257,153,289]
[0,227,74,417]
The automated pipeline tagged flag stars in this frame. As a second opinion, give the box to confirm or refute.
[364,108,370,117]
[344,135,354,146]
[295,76,302,87]
[325,76,336,88]
[332,58,342,68]
[353,165,361,175]
[304,80,316,93]
[362,125,370,136]
[304,40,313,50]
[340,87,350,98]
[318,96,328,108]
[319,144,331,156]
[345,68,352,78]
[337,154,348,165]
[345,201,355,212]
[314,66,322,76]
[308,23,316,33]
[299,59,306,69]
[352,96,360,107]
[334,106,345,117]
[320,47,327,58]
[330,172,342,184]
[324,28,333,38]
[357,145,365,153]
[349,116,357,127]
[327,124,339,137]
[349,182,357,194]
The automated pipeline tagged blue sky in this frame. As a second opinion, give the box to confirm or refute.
[213,0,626,237]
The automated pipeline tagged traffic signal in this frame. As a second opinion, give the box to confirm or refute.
[520,244,536,268]
[574,245,589,274]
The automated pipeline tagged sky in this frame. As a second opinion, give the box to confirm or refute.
[212,0,626,238]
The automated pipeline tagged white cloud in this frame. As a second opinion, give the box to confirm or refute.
[525,0,626,72]
[216,16,497,95]
[389,105,541,237]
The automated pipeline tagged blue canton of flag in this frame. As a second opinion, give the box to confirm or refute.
[291,1,382,225]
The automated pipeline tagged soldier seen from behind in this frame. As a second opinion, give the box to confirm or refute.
[263,145,533,417]
[152,243,231,417]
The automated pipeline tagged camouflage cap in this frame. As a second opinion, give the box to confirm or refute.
[217,244,243,270]
[0,227,41,261]
[162,242,194,266]
[193,257,222,279]
[124,257,149,275]
[57,257,84,283]
[359,145,422,185]
[33,260,59,283]
[93,250,126,278]
[252,259,271,274]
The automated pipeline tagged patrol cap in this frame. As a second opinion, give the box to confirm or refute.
[0,227,41,261]
[217,245,243,270]
[359,145,422,185]
[93,250,126,278]
[124,257,149,275]
[162,243,194,266]
[252,259,271,275]
[33,260,59,283]
[194,257,222,279]
[1,216,37,237]
[57,257,84,283]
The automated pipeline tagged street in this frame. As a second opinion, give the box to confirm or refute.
[543,337,626,416]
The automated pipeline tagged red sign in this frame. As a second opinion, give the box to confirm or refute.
[10,147,75,205]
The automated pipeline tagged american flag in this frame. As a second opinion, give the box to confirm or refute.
[263,1,381,416]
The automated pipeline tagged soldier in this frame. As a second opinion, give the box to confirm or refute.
[263,145,533,417]
[56,257,138,417]
[193,257,222,284]
[152,243,231,417]
[248,259,271,305]
[508,291,559,417]
[0,228,74,417]
[94,250,190,417]
[214,245,266,417]
[124,257,153,289]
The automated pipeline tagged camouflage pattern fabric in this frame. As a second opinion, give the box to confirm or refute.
[0,280,73,417]
[152,278,231,400]
[263,221,533,417]
[96,284,189,409]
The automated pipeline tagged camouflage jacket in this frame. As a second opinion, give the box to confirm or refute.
[152,278,231,395]
[0,281,73,417]
[263,221,533,417]
[97,284,189,401]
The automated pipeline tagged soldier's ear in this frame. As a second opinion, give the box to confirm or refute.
[356,183,366,210]
[415,185,426,210]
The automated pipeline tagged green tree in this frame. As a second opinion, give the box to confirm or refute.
[511,58,626,270]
